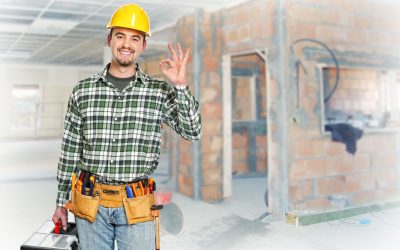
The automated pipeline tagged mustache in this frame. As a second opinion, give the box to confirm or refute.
[118,46,135,52]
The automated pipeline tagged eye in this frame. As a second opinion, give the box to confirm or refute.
[132,37,140,42]
[116,35,124,39]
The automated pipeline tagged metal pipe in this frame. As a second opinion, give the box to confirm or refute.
[192,8,202,200]
[277,0,289,216]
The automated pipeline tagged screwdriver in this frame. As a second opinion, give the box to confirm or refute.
[126,185,134,198]
[149,178,154,194]
[82,172,91,195]
[88,176,95,196]
[138,180,145,195]
[71,173,77,192]
[131,183,139,197]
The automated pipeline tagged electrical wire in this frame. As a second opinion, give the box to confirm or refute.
[291,38,340,103]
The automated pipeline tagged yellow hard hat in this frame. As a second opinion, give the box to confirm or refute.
[107,4,151,37]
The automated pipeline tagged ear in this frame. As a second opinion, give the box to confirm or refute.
[142,38,147,50]
[107,34,111,47]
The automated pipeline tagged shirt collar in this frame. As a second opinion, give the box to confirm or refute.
[95,63,148,85]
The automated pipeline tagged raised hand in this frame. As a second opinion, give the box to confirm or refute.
[159,43,190,86]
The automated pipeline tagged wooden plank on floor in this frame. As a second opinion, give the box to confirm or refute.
[286,200,400,226]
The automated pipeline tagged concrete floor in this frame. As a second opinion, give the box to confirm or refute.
[1,139,400,249]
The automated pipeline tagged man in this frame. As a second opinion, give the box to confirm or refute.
[52,3,201,250]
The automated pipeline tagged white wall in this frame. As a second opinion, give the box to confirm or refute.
[0,63,101,139]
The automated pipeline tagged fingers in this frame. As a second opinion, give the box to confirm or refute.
[183,47,190,64]
[176,43,183,61]
[160,58,173,66]
[159,58,173,71]
[52,217,67,230]
[168,43,178,63]
[162,43,190,84]
[52,206,68,230]
[168,43,190,64]
[61,214,68,230]
[52,215,59,225]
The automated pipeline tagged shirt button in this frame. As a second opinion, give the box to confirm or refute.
[114,117,118,121]
[118,96,122,99]
[112,139,116,143]
[110,160,114,163]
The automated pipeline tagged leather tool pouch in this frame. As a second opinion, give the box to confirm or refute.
[123,193,155,224]
[68,188,100,223]
[73,189,100,222]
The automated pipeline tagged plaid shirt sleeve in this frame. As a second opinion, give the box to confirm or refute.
[56,89,83,206]
[162,85,202,140]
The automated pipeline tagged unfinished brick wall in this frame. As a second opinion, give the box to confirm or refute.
[142,12,224,201]
[231,54,268,118]
[231,54,268,175]
[196,11,225,201]
[222,0,275,53]
[232,130,250,174]
[142,0,273,202]
[177,0,272,201]
[287,0,400,211]
[144,10,225,200]
[325,68,381,117]
[140,0,400,218]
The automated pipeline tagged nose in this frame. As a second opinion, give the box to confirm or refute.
[122,38,132,49]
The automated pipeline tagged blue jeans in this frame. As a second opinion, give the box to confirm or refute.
[75,206,155,250]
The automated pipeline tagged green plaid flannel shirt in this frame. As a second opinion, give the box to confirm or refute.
[56,64,202,206]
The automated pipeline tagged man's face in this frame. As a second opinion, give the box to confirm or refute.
[108,27,146,67]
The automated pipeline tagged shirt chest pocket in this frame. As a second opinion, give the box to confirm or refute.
[128,109,161,137]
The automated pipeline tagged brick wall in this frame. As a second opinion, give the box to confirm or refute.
[143,10,225,201]
[197,11,225,201]
[222,0,275,53]
[141,0,400,216]
[142,0,273,202]
[287,0,400,211]
[231,53,268,174]
[231,54,268,118]
[325,68,382,116]
[232,130,250,174]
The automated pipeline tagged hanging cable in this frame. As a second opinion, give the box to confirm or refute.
[291,38,340,103]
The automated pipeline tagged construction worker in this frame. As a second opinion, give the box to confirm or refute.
[51,3,202,250]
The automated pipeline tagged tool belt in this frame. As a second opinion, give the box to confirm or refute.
[65,172,160,225]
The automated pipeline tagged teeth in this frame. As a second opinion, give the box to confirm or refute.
[120,51,132,55]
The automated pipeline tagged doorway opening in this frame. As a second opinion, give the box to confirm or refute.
[222,50,269,219]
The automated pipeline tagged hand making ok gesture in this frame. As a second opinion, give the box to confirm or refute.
[160,43,190,87]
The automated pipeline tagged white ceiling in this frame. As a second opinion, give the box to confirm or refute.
[0,0,248,66]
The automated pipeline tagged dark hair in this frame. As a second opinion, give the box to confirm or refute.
[109,28,146,44]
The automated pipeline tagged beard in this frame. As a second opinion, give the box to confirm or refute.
[116,57,134,67]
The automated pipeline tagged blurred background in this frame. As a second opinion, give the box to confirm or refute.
[1,0,400,249]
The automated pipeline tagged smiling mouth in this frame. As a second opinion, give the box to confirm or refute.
[119,50,133,56]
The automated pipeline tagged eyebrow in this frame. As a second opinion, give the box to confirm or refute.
[114,32,142,40]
